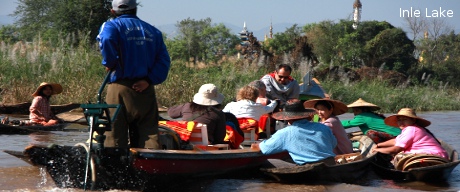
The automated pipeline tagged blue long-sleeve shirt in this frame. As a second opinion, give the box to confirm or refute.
[96,15,170,84]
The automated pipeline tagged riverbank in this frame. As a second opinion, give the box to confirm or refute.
[1,41,459,112]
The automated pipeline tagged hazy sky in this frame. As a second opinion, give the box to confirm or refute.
[1,0,460,32]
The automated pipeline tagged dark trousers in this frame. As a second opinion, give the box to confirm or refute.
[104,80,159,149]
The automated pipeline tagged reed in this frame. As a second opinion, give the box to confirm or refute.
[1,39,460,112]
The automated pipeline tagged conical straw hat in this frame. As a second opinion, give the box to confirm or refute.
[346,98,380,111]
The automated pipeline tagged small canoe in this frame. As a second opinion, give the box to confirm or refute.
[0,123,70,134]
[372,139,460,181]
[260,135,376,183]
[0,102,81,115]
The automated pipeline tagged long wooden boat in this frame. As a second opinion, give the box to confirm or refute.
[260,135,376,183]
[0,102,81,115]
[371,140,460,181]
[4,126,290,190]
[0,122,70,134]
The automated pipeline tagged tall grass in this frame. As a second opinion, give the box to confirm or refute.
[1,38,460,112]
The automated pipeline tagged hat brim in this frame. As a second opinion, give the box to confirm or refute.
[32,83,63,97]
[193,92,224,106]
[384,114,431,128]
[347,99,381,111]
[303,99,348,116]
[271,110,315,121]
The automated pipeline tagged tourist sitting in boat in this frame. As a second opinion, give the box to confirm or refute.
[29,82,63,126]
[248,80,270,106]
[167,83,227,144]
[223,85,277,123]
[260,64,300,107]
[223,85,277,139]
[304,99,353,155]
[341,98,401,143]
[251,101,337,165]
[373,108,448,160]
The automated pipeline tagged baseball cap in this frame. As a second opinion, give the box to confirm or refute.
[112,0,137,12]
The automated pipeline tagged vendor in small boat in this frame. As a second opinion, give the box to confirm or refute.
[373,108,448,159]
[304,98,353,155]
[168,83,227,144]
[251,101,337,165]
[29,82,63,126]
[341,98,401,143]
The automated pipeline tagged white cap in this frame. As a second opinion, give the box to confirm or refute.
[112,0,137,12]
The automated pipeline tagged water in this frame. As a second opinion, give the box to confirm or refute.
[1,111,460,191]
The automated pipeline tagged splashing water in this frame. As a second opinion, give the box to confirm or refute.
[38,167,48,188]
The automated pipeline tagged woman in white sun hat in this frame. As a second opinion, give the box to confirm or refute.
[168,83,227,144]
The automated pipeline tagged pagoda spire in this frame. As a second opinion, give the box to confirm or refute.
[269,21,273,39]
[352,0,362,29]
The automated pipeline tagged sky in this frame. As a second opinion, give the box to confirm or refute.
[1,0,460,36]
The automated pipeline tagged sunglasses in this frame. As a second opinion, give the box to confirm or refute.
[276,74,289,79]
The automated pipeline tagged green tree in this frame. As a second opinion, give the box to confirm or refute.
[174,18,239,64]
[363,28,416,73]
[12,0,110,44]
[265,24,302,55]
[0,25,19,43]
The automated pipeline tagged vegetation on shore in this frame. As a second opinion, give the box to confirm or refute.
[1,1,460,113]
[1,39,459,113]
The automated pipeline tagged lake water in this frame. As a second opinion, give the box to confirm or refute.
[0,111,459,191]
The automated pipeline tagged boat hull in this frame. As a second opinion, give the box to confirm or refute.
[371,140,460,181]
[4,144,289,190]
[132,148,288,176]
[261,135,376,183]
[0,123,69,134]
[0,102,80,115]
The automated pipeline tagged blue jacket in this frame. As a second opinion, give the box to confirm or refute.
[259,119,337,165]
[97,15,170,84]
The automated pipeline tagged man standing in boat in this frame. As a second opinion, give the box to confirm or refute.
[96,0,171,149]
[260,64,300,107]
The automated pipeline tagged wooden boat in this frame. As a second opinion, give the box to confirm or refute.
[371,139,460,181]
[0,102,80,115]
[0,122,70,134]
[4,126,290,190]
[260,135,376,183]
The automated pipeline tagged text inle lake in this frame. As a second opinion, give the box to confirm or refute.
[400,7,453,18]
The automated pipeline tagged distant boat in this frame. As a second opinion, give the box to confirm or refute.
[0,122,70,134]
[0,102,81,115]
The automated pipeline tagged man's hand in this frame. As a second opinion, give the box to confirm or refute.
[132,79,149,92]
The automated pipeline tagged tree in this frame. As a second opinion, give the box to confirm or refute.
[265,24,302,55]
[12,0,110,44]
[174,18,239,64]
[363,28,416,73]
[0,25,20,43]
